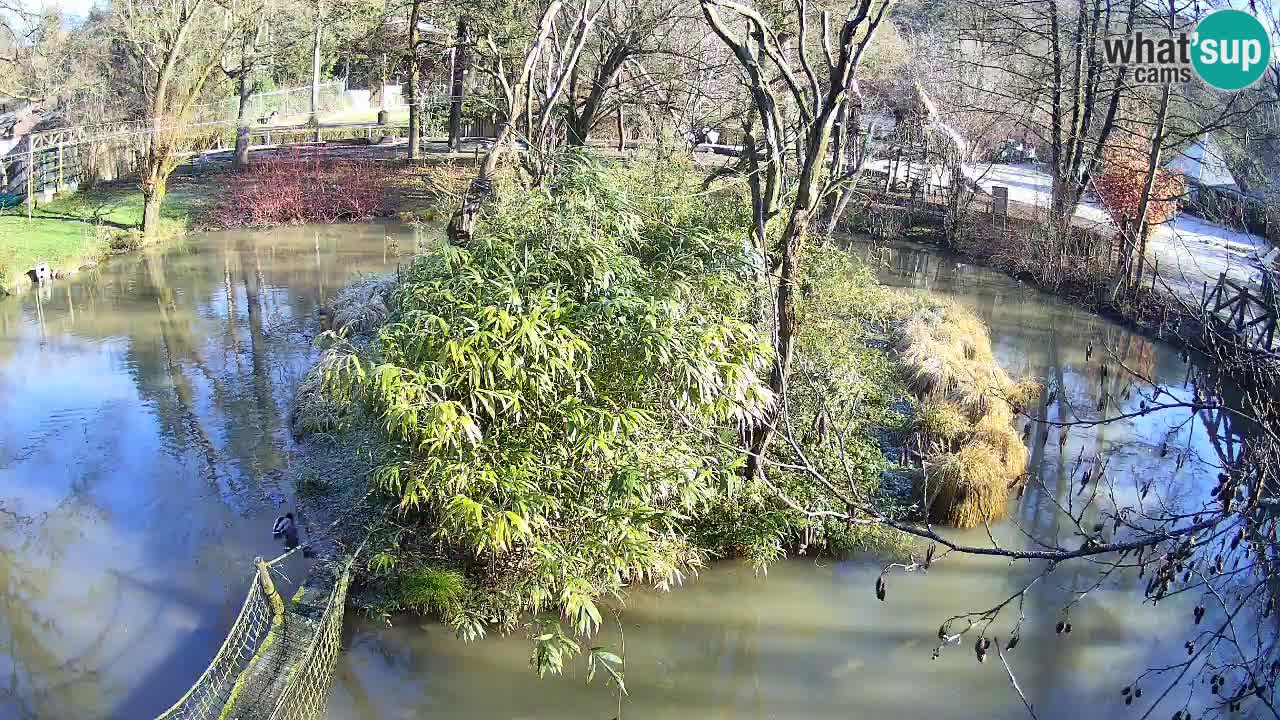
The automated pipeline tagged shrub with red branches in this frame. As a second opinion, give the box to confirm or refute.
[209,150,396,228]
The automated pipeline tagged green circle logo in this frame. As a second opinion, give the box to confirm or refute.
[1192,9,1272,90]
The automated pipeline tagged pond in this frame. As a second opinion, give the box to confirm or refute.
[0,222,429,720]
[0,228,1250,719]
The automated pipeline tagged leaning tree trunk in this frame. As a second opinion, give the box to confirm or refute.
[567,48,627,147]
[447,2,563,243]
[1128,82,1172,298]
[744,110,840,478]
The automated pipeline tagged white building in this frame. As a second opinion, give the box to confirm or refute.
[1168,136,1237,190]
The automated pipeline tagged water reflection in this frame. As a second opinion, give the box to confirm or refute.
[854,236,1248,528]
[0,222,433,719]
[328,236,1250,720]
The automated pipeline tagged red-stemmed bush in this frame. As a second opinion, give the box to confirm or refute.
[209,149,396,228]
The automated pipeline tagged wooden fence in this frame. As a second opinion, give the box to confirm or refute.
[1201,269,1279,354]
[0,111,501,212]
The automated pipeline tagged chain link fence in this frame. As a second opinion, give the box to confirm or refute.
[191,82,351,125]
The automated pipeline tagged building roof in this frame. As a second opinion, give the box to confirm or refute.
[1168,136,1237,189]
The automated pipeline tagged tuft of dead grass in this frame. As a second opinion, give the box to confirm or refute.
[294,274,396,435]
[917,402,970,444]
[326,275,395,336]
[922,445,1010,528]
[901,302,1039,528]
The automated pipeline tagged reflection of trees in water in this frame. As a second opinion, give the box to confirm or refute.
[0,503,121,720]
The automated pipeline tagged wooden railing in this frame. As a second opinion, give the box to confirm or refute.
[1202,269,1279,354]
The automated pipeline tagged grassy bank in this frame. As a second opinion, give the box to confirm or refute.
[0,181,200,289]
[0,148,467,291]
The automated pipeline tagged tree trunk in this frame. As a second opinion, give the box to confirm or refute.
[1128,83,1172,297]
[407,0,422,159]
[234,71,253,169]
[567,49,627,147]
[448,16,469,152]
[447,2,562,243]
[615,95,624,152]
[309,0,324,140]
[142,174,167,238]
[745,234,799,478]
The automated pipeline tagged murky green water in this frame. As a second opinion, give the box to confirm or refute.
[0,228,1251,720]
[327,237,1250,720]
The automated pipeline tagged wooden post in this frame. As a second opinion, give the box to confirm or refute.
[26,143,34,218]
[256,557,286,622]
[57,142,64,190]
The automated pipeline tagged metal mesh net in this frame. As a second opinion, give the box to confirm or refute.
[154,578,275,720]
[153,556,353,720]
[268,560,354,720]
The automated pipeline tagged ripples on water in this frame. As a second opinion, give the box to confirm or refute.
[0,228,1256,720]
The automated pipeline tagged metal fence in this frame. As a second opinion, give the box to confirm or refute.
[191,81,351,125]
[268,560,354,720]
[0,81,502,208]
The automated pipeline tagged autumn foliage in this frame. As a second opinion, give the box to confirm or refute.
[209,150,395,228]
[1093,143,1186,233]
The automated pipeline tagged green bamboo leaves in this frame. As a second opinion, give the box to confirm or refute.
[324,157,772,661]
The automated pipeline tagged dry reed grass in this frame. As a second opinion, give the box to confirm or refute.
[899,303,1038,527]
[327,275,394,336]
[293,275,395,435]
[922,444,1009,529]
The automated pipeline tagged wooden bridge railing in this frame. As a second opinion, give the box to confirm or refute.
[1202,268,1279,354]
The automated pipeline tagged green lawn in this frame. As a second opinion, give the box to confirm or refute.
[0,183,197,288]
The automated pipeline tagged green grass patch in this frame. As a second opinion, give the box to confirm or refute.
[0,182,198,287]
[393,567,469,615]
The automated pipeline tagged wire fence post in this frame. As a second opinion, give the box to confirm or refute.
[256,557,286,622]
[26,143,34,218]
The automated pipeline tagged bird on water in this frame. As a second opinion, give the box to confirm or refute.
[273,512,300,549]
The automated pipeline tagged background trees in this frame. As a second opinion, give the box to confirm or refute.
[112,0,254,234]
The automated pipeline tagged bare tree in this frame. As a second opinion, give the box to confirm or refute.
[114,0,251,235]
[700,0,892,477]
[446,0,581,242]
[563,0,685,146]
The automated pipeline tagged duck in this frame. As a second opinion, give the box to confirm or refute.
[271,509,298,548]
[272,512,294,538]
[273,512,299,548]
